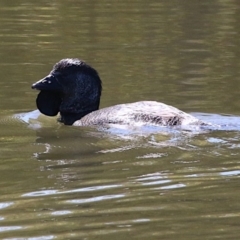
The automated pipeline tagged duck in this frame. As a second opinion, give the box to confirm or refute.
[31,58,207,127]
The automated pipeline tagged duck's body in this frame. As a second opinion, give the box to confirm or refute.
[73,101,203,127]
[32,58,207,127]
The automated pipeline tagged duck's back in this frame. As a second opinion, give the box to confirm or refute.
[73,101,203,127]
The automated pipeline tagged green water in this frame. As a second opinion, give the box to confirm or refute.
[0,1,240,239]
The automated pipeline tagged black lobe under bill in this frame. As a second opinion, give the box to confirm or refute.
[36,90,62,116]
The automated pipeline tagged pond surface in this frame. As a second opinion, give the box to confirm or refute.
[0,1,240,239]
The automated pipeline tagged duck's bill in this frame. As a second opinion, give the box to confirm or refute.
[32,74,63,116]
[32,74,62,91]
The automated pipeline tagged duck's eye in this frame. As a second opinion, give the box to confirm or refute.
[42,79,52,84]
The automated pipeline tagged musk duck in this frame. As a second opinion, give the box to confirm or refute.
[32,58,207,127]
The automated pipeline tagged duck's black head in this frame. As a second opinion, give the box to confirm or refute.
[32,58,102,125]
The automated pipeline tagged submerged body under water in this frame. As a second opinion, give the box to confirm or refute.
[13,110,240,134]
[4,110,239,155]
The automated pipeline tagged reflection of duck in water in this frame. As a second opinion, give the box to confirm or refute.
[32,58,208,127]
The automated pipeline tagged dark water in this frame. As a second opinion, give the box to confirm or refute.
[0,1,240,239]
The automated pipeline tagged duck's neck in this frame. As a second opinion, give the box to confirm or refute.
[58,110,94,125]
[59,92,101,125]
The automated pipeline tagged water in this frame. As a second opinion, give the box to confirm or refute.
[0,1,240,239]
